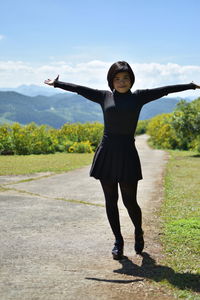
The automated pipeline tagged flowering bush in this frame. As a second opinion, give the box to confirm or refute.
[0,122,103,155]
[68,141,93,153]
[0,124,14,154]
[59,122,103,148]
[0,118,157,155]
[147,113,179,149]
[135,119,149,135]
[147,98,200,152]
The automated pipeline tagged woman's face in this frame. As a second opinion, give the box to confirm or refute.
[113,71,132,93]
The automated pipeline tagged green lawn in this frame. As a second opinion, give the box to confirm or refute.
[160,150,200,299]
[0,152,93,175]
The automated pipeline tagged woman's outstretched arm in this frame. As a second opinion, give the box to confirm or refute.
[136,82,199,104]
[44,75,105,104]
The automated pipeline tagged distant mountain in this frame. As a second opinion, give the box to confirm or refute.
[0,90,184,128]
[0,85,64,97]
[0,91,102,127]
[140,97,180,119]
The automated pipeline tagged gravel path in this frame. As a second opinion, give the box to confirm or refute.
[0,134,177,300]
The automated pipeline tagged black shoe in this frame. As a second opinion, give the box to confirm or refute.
[112,240,124,260]
[135,230,144,254]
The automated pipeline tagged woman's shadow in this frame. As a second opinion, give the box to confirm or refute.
[86,252,200,293]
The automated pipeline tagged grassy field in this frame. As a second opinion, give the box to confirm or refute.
[0,152,93,175]
[160,150,200,299]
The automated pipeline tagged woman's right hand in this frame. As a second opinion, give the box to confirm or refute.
[44,75,59,86]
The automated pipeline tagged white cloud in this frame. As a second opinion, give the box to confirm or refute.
[131,62,200,97]
[0,35,5,40]
[0,60,199,97]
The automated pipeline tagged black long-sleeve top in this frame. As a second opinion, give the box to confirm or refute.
[54,81,196,136]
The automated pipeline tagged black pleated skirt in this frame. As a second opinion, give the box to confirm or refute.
[90,133,142,182]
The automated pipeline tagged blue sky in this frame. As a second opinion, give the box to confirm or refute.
[0,0,200,96]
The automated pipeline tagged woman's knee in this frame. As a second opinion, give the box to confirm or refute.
[100,180,119,204]
[119,182,138,205]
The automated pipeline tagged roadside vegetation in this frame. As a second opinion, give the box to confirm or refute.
[160,150,200,299]
[147,98,200,152]
[0,120,149,156]
[0,122,102,155]
[145,98,200,298]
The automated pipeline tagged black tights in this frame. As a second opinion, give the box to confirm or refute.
[100,180,142,241]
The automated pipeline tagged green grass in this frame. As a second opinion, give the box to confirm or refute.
[0,152,93,175]
[160,150,200,299]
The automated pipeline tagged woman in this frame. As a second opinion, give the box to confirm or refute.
[45,61,199,260]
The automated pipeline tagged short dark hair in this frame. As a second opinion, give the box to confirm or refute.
[107,61,135,91]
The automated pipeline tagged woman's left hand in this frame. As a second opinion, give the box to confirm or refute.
[44,75,59,86]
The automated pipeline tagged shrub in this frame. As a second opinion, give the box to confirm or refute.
[68,141,93,153]
[0,122,103,155]
[189,136,200,152]
[11,123,56,155]
[136,119,149,135]
[147,98,200,152]
[147,113,178,149]
[59,122,103,148]
[65,140,75,152]
[0,124,14,154]
[171,100,200,150]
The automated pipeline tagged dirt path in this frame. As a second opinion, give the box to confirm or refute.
[0,135,177,300]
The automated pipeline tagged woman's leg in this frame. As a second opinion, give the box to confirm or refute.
[119,181,144,253]
[119,181,142,232]
[100,180,124,259]
[100,180,123,242]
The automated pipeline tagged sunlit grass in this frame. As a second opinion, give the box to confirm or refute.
[160,150,200,298]
[0,152,93,175]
